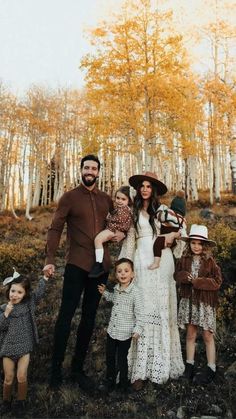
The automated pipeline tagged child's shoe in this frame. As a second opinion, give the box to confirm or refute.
[12,400,27,418]
[88,262,105,278]
[117,382,131,394]
[71,370,95,394]
[98,378,115,394]
[1,400,12,415]
[181,363,195,382]
[193,366,216,385]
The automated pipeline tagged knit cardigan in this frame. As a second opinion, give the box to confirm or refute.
[174,255,223,307]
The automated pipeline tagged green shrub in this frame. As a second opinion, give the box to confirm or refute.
[208,222,236,262]
[207,222,236,325]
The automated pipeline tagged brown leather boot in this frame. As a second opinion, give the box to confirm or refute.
[3,383,13,402]
[17,381,28,400]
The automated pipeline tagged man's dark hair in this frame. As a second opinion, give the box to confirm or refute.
[80,155,101,170]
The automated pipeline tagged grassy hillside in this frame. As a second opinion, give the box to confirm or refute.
[0,203,235,418]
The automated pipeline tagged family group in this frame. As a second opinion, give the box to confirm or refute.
[0,154,222,416]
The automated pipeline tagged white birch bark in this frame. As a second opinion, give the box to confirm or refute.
[230,136,236,194]
[213,143,221,202]
[209,151,214,205]
[25,159,34,220]
[32,167,41,207]
[188,157,199,201]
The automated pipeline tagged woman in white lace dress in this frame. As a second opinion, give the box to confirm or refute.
[119,172,184,388]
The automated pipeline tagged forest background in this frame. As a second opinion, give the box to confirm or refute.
[0,1,236,418]
[0,0,236,220]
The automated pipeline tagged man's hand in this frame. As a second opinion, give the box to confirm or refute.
[43,264,55,278]
[98,284,106,294]
[111,231,125,243]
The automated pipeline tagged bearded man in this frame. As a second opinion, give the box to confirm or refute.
[43,155,124,391]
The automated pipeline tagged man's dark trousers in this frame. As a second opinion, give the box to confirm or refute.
[52,263,108,371]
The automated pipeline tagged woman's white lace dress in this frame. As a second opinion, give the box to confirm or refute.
[120,212,184,384]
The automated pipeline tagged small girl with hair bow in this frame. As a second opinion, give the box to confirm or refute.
[0,268,49,415]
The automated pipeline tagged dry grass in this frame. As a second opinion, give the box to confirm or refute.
[0,203,235,418]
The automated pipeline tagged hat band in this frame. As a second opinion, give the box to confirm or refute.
[189,234,208,240]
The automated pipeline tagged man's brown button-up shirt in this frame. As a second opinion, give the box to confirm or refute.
[45,184,114,272]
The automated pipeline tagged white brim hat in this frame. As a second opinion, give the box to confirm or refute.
[181,224,216,246]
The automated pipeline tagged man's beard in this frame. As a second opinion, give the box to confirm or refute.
[82,174,97,187]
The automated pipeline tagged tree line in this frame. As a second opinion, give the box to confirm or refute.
[0,0,236,218]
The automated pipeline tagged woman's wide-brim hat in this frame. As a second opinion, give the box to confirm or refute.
[129,172,167,195]
[181,224,216,246]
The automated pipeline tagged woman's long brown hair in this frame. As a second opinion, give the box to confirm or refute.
[133,182,161,236]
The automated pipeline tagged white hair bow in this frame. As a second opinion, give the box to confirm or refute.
[3,267,21,286]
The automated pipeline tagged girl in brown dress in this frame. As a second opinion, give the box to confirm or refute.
[174,224,222,384]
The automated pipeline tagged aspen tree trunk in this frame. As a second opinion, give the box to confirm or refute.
[47,157,56,205]
[25,158,34,220]
[32,167,41,207]
[71,136,80,186]
[40,180,46,206]
[0,134,12,210]
[54,154,61,200]
[198,158,205,191]
[54,140,66,201]
[0,168,7,211]
[99,143,105,191]
[53,168,59,201]
[188,157,198,201]
[211,3,221,202]
[184,157,198,202]
[18,168,25,209]
[230,136,236,194]
[4,158,12,210]
[65,158,71,192]
[55,166,65,201]
[220,146,229,191]
[213,144,221,202]
[170,144,177,192]
[40,166,48,206]
[209,151,214,205]
[18,141,27,208]
[9,174,19,219]
[184,159,189,201]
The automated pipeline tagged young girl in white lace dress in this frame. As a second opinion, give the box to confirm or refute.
[119,172,184,390]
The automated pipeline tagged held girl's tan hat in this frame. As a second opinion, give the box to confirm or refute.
[181,224,216,246]
[129,172,167,195]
